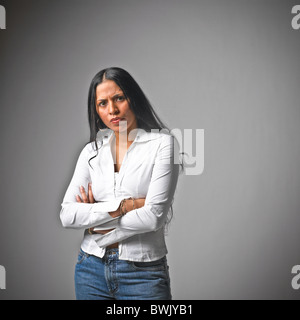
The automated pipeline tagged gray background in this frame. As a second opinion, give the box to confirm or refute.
[0,0,300,300]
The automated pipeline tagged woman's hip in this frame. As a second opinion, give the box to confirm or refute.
[74,248,172,300]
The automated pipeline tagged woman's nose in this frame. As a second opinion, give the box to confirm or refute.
[108,101,119,114]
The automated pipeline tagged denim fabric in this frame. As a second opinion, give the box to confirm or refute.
[74,248,172,300]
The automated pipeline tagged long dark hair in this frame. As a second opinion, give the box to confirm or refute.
[87,67,181,229]
[88,67,169,143]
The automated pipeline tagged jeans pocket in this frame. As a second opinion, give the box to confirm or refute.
[76,249,90,265]
[131,257,167,272]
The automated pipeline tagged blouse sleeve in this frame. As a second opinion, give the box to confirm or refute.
[94,134,180,247]
[59,144,122,229]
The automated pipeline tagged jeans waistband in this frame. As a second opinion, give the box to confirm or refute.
[105,248,119,255]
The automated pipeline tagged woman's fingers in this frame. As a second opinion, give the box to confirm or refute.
[133,198,145,209]
[140,198,145,206]
[77,184,95,203]
[88,183,95,203]
[80,186,89,203]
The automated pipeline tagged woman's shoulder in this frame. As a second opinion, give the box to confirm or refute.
[156,131,180,152]
[155,130,178,144]
[80,140,101,156]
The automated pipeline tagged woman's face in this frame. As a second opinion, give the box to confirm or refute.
[95,80,137,134]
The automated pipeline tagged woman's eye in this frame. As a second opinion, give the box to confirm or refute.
[116,96,125,102]
[98,102,106,107]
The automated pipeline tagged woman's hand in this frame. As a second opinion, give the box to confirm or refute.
[75,185,113,235]
[127,198,145,212]
[76,184,100,233]
[76,183,95,203]
[94,198,146,234]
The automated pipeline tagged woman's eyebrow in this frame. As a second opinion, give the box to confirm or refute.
[97,92,124,102]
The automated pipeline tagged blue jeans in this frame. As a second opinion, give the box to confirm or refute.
[74,248,172,300]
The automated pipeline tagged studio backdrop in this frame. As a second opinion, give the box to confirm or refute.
[0,0,300,299]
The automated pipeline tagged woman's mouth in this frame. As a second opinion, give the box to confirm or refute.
[110,117,124,124]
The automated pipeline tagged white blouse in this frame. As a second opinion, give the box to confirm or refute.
[60,128,180,262]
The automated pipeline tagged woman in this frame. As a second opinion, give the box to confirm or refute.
[60,67,180,300]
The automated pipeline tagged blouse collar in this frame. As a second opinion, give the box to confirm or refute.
[96,128,162,146]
